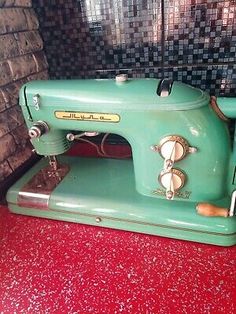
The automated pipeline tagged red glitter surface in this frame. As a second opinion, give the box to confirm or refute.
[0,205,236,314]
[0,143,236,313]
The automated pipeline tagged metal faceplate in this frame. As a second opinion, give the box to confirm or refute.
[18,163,70,209]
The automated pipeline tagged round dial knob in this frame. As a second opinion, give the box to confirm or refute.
[159,168,186,199]
[28,121,49,139]
[159,135,190,162]
[159,168,185,190]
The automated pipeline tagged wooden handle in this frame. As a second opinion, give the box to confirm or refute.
[196,203,229,217]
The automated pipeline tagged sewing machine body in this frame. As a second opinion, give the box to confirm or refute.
[7,78,236,246]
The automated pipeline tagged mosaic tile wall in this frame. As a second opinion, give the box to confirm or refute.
[33,0,236,96]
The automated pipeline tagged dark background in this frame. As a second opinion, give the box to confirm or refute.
[33,0,236,96]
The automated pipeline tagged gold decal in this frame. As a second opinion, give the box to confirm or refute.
[55,111,120,123]
[153,188,191,199]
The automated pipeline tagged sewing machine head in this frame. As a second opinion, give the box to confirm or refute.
[20,76,235,202]
[7,76,236,246]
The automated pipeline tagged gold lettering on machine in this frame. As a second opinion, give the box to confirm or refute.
[55,111,120,123]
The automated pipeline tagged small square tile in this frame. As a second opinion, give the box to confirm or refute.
[164,0,236,66]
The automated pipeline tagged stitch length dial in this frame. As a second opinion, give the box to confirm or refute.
[158,135,190,162]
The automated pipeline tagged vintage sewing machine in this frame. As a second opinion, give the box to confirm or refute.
[7,76,236,246]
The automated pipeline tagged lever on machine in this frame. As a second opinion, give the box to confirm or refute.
[156,79,173,97]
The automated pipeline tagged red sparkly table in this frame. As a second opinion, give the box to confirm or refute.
[0,205,235,314]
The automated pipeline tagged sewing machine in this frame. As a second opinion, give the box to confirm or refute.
[7,76,236,246]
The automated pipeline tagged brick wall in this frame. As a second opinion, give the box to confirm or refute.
[0,1,48,184]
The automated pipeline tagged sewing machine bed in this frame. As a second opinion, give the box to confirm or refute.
[7,156,236,246]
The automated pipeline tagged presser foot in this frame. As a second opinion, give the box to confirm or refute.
[48,155,59,171]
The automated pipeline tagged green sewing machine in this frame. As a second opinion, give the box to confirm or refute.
[6,76,236,246]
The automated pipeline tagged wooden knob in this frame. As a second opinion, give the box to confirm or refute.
[196,203,229,217]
